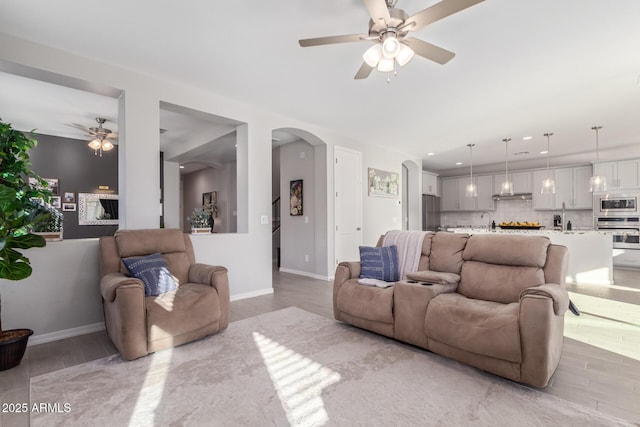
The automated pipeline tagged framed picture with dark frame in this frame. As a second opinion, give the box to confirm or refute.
[290,179,303,216]
[62,203,76,211]
[63,192,76,203]
[202,191,217,207]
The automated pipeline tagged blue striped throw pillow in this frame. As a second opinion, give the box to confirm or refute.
[359,245,399,282]
[122,253,178,297]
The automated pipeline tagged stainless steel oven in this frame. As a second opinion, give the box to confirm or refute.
[595,193,639,217]
[596,216,640,249]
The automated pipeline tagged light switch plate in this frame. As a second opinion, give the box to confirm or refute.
[260,215,269,225]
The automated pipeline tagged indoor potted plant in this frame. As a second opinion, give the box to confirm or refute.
[0,118,52,371]
[187,207,213,234]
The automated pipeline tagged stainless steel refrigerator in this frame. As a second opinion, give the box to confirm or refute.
[422,194,441,232]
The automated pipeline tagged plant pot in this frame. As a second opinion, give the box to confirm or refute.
[191,228,211,234]
[0,329,33,371]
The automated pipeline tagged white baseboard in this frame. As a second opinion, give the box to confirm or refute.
[230,288,274,302]
[29,322,105,347]
[279,267,332,281]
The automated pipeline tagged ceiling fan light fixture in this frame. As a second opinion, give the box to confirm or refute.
[377,57,395,72]
[381,32,401,59]
[395,43,414,67]
[88,138,102,150]
[363,44,383,67]
[102,140,114,151]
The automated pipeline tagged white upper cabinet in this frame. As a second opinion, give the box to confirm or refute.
[422,171,439,196]
[476,175,495,211]
[533,170,555,210]
[533,165,593,210]
[493,171,532,194]
[440,178,459,211]
[595,160,640,190]
[440,176,494,211]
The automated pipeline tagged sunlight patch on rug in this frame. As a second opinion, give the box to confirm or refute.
[253,331,341,426]
[128,348,173,426]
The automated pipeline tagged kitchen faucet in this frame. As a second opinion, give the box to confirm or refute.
[561,202,566,232]
[480,211,492,229]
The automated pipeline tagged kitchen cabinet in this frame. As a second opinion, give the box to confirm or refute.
[594,160,640,190]
[440,176,494,211]
[422,171,439,196]
[492,171,532,194]
[533,166,593,210]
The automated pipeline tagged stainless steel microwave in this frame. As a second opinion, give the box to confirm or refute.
[595,193,639,216]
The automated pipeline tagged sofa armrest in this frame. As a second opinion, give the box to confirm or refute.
[333,262,361,321]
[189,263,230,330]
[520,283,569,316]
[100,272,144,302]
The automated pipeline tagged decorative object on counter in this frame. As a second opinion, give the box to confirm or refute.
[498,221,542,230]
[491,220,496,229]
[188,207,212,234]
[540,132,555,194]
[567,221,572,231]
[464,143,477,197]
[500,138,514,196]
[589,126,607,192]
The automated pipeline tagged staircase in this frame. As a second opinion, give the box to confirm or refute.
[272,197,281,234]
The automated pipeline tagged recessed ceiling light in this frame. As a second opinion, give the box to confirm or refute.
[179,165,185,169]
[540,150,548,154]
[455,162,463,165]
[427,152,435,156]
[522,136,532,140]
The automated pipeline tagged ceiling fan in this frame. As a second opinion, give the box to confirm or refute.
[299,0,484,79]
[70,117,118,157]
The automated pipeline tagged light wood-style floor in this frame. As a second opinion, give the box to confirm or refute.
[1,269,639,426]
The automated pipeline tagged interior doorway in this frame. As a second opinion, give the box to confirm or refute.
[334,146,363,268]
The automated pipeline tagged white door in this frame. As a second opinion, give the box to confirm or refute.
[334,146,362,266]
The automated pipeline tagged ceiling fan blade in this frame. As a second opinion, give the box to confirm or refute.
[363,0,391,25]
[69,122,91,133]
[354,62,374,80]
[299,34,368,47]
[404,0,484,32]
[404,38,455,64]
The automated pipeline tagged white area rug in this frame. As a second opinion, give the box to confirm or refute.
[31,307,632,426]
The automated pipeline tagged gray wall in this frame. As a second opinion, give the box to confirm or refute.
[30,133,118,239]
[272,146,281,262]
[182,162,237,233]
[280,141,316,274]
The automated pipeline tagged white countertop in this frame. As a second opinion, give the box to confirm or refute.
[444,227,638,235]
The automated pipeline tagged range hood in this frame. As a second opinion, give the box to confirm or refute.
[492,193,533,201]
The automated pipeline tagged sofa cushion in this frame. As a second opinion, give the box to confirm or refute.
[405,270,460,285]
[463,234,550,267]
[429,233,469,274]
[115,228,187,258]
[336,279,394,324]
[146,282,221,350]
[122,253,178,297]
[359,245,400,282]
[425,293,522,363]
[458,261,545,304]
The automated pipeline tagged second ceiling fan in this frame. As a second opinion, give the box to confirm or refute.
[299,0,484,79]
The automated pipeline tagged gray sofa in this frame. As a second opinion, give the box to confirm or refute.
[333,231,570,387]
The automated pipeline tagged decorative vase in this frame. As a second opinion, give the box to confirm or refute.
[0,329,33,371]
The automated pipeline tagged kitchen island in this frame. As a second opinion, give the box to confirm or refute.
[446,228,613,285]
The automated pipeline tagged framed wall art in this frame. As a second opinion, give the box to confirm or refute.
[290,179,303,216]
[368,168,399,198]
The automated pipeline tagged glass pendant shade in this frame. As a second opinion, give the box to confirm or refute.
[381,33,401,59]
[465,182,477,197]
[589,126,606,192]
[541,177,555,194]
[589,175,607,192]
[500,138,514,196]
[541,133,555,194]
[363,44,382,67]
[500,180,514,196]
[395,44,415,67]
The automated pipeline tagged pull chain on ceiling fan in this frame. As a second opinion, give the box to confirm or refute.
[299,0,485,80]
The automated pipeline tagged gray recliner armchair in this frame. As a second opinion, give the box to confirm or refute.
[98,228,229,360]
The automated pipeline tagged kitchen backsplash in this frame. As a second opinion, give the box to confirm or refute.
[440,199,595,229]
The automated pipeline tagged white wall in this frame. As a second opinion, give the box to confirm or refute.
[0,33,424,341]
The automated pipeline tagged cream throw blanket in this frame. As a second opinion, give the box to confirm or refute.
[382,230,429,280]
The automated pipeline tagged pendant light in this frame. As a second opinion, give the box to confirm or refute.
[465,143,477,197]
[589,126,607,192]
[540,132,555,194]
[500,138,514,196]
